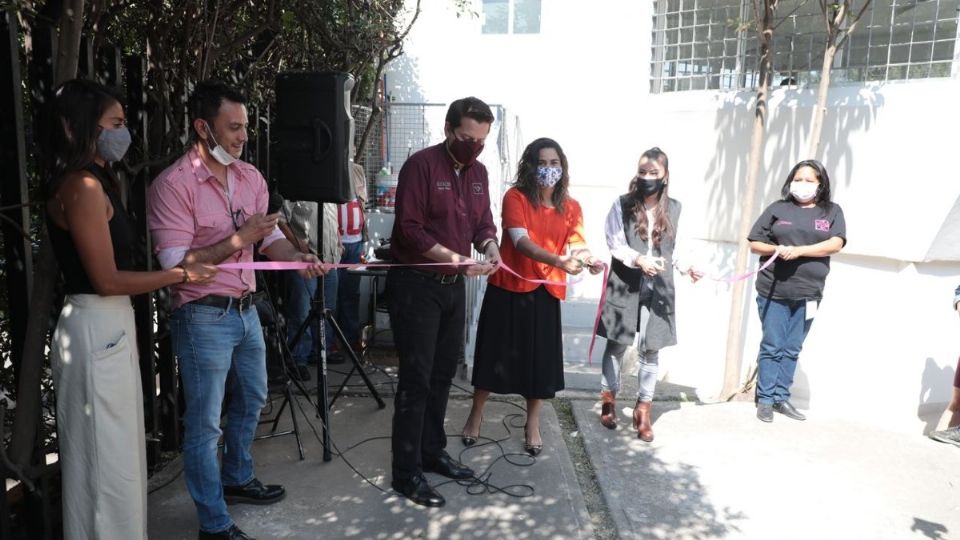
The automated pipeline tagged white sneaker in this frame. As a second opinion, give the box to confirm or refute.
[928,427,960,447]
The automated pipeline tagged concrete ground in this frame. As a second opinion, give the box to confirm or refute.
[148,365,593,540]
[572,400,960,540]
[148,352,960,540]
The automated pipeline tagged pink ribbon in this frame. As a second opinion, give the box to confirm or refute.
[222,252,778,366]
[584,252,779,365]
[707,251,779,283]
[218,260,579,288]
[586,263,611,365]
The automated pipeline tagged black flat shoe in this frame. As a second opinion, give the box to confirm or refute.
[756,404,774,423]
[223,478,285,506]
[422,451,474,480]
[773,401,806,421]
[199,524,255,540]
[524,424,542,457]
[391,474,445,507]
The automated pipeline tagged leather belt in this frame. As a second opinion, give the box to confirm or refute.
[402,268,461,285]
[189,294,255,311]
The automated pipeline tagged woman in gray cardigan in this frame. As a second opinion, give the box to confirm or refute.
[596,147,701,441]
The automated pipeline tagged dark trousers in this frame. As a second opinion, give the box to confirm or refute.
[386,269,465,481]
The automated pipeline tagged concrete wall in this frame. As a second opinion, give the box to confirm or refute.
[386,0,960,434]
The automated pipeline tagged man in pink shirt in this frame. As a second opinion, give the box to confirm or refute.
[147,81,323,540]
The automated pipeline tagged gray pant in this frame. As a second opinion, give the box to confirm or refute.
[600,304,660,402]
[50,295,147,540]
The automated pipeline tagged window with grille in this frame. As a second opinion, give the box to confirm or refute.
[482,0,541,34]
[651,0,960,93]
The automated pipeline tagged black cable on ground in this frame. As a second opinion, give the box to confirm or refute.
[289,383,539,499]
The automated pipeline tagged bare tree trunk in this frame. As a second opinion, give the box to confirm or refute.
[9,0,84,468]
[807,0,872,159]
[721,0,777,399]
[806,43,836,159]
[354,54,386,163]
[56,0,84,83]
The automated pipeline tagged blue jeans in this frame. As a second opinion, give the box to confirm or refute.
[755,296,814,405]
[285,271,338,366]
[170,302,267,534]
[337,241,364,346]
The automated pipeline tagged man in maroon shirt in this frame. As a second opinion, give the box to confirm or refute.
[388,97,501,507]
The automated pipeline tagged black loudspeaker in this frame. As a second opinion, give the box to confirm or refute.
[275,71,356,203]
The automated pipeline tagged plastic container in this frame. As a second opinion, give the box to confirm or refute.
[375,173,399,211]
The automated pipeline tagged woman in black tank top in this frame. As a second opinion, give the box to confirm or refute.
[45,80,218,540]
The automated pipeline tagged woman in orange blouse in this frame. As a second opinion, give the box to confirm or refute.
[460,138,603,456]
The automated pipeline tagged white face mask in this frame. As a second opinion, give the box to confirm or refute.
[789,181,818,203]
[203,121,237,166]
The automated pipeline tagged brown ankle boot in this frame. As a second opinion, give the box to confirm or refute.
[599,391,617,429]
[633,400,654,442]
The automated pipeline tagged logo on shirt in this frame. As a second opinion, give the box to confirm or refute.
[774,219,793,226]
[814,219,831,231]
[436,180,452,191]
[472,183,484,195]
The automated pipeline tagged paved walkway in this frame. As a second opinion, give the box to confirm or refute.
[149,384,593,539]
[572,400,960,540]
[148,360,960,540]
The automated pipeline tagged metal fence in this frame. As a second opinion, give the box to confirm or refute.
[0,17,521,534]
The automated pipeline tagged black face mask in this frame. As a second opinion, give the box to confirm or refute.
[637,178,665,197]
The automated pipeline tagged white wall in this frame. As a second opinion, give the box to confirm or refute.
[388,0,960,434]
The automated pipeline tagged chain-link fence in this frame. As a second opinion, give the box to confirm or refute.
[354,102,517,212]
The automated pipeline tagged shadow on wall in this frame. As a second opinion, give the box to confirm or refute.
[911,517,950,540]
[386,53,426,103]
[703,88,883,241]
[918,356,957,434]
[789,365,811,410]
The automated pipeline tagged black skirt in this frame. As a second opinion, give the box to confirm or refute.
[471,284,564,399]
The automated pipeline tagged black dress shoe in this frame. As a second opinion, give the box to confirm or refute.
[757,403,774,423]
[223,478,285,505]
[198,524,255,540]
[292,365,311,382]
[422,451,474,480]
[391,474,445,507]
[325,351,347,365]
[773,401,807,421]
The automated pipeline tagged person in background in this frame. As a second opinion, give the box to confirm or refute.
[747,159,846,424]
[596,147,702,442]
[927,287,960,447]
[460,137,602,457]
[281,200,344,378]
[333,161,368,358]
[46,79,217,540]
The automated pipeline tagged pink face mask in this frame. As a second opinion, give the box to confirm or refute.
[448,137,484,166]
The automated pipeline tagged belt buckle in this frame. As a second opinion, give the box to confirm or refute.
[237,295,252,311]
[438,273,458,285]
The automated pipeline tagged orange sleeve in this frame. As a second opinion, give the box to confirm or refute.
[566,199,587,247]
[501,189,529,230]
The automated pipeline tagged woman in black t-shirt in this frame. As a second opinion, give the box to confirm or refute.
[747,160,846,423]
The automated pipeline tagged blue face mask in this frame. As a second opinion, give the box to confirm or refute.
[536,166,563,188]
[96,126,131,162]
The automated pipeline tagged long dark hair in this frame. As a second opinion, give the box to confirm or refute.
[628,147,673,247]
[47,79,125,197]
[780,159,833,207]
[513,137,570,213]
